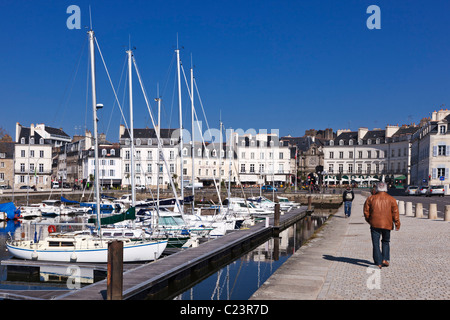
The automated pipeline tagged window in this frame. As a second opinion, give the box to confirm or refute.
[198,149,202,157]
[39,163,44,173]
[182,148,187,156]
[250,152,255,159]
[21,150,25,157]
[148,139,152,145]
[241,152,245,159]
[147,164,152,173]
[339,152,343,159]
[279,152,284,159]
[349,151,353,159]
[136,138,141,146]
[338,164,343,173]
[111,149,115,156]
[125,138,130,146]
[250,164,255,173]
[30,150,34,158]
[367,151,371,159]
[109,169,115,176]
[125,150,130,160]
[438,145,446,156]
[278,164,284,173]
[339,140,344,146]
[21,137,25,144]
[329,152,334,159]
[348,164,353,173]
[259,164,264,173]
[30,137,34,144]
[147,151,152,160]
[440,125,446,134]
[367,139,371,145]
[102,149,107,156]
[170,164,175,173]
[170,139,174,146]
[358,151,363,158]
[328,164,334,173]
[329,140,334,146]
[212,149,217,157]
[357,164,362,173]
[20,163,25,172]
[367,164,371,174]
[125,164,130,173]
[438,168,445,177]
[349,139,354,146]
[240,164,246,173]
[40,138,44,144]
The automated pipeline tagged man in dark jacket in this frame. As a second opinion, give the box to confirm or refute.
[342,186,354,218]
[364,182,400,268]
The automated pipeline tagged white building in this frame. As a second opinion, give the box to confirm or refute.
[14,123,60,190]
[410,109,450,188]
[323,125,418,186]
[82,144,122,189]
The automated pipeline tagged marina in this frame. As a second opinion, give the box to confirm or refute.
[0,196,337,300]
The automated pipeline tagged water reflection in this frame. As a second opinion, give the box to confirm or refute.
[177,212,329,300]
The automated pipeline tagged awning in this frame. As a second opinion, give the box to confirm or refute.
[395,175,406,180]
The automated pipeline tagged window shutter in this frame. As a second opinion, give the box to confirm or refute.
[446,168,449,180]
[432,168,437,179]
[433,146,437,157]
[447,146,450,156]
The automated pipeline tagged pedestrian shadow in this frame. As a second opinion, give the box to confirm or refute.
[323,255,372,267]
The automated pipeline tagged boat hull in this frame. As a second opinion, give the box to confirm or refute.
[6,239,168,263]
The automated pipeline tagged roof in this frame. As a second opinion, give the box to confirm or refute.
[120,128,178,140]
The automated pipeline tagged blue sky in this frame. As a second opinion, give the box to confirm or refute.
[1,0,450,142]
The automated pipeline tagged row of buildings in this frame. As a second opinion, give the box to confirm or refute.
[1,108,450,191]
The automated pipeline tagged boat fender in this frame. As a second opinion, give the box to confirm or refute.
[48,225,57,233]
[32,250,38,260]
[70,252,77,262]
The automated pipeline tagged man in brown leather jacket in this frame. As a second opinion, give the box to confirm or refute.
[363,182,401,268]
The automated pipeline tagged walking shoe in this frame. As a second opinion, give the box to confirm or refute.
[382,260,389,267]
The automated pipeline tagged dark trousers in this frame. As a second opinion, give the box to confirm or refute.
[370,227,391,266]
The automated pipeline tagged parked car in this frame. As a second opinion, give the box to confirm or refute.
[19,185,36,191]
[426,185,445,197]
[416,186,428,196]
[135,185,146,191]
[261,185,278,192]
[405,186,418,196]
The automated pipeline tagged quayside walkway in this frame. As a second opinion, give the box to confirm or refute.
[251,193,450,300]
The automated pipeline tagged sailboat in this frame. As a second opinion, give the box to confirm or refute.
[7,28,167,263]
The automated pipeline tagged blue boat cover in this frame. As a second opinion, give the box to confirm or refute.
[60,196,79,204]
[0,202,21,220]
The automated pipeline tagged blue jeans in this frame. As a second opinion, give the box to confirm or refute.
[370,227,391,266]
[344,201,352,217]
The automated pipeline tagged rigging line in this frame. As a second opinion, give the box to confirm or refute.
[179,66,223,208]
[52,36,88,126]
[85,44,90,135]
[132,56,184,216]
[105,55,128,137]
[94,37,130,132]
[180,66,223,214]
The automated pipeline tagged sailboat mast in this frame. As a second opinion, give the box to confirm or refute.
[127,49,136,207]
[156,91,161,218]
[88,29,101,230]
[176,47,184,212]
[190,65,195,215]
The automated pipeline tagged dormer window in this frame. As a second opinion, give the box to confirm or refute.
[376,138,380,144]
[102,149,107,156]
[136,138,141,146]
[110,149,115,156]
[339,139,344,146]
[349,139,354,146]
[40,138,44,144]
[125,138,130,146]
[21,137,25,144]
[148,139,152,145]
[440,125,446,134]
[329,140,334,146]
[30,137,35,144]
[367,139,372,145]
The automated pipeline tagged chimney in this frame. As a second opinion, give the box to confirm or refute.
[385,125,399,138]
[357,127,368,140]
[15,122,21,143]
[119,124,126,138]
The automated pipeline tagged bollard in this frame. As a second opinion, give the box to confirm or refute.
[445,205,450,221]
[107,240,123,300]
[265,216,270,228]
[428,203,437,220]
[307,196,312,211]
[405,202,413,216]
[398,201,405,215]
[415,203,423,218]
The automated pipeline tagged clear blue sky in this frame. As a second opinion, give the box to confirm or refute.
[1,0,450,142]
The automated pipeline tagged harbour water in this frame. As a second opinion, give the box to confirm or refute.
[0,209,333,299]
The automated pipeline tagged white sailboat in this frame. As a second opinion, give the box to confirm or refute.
[7,28,167,263]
